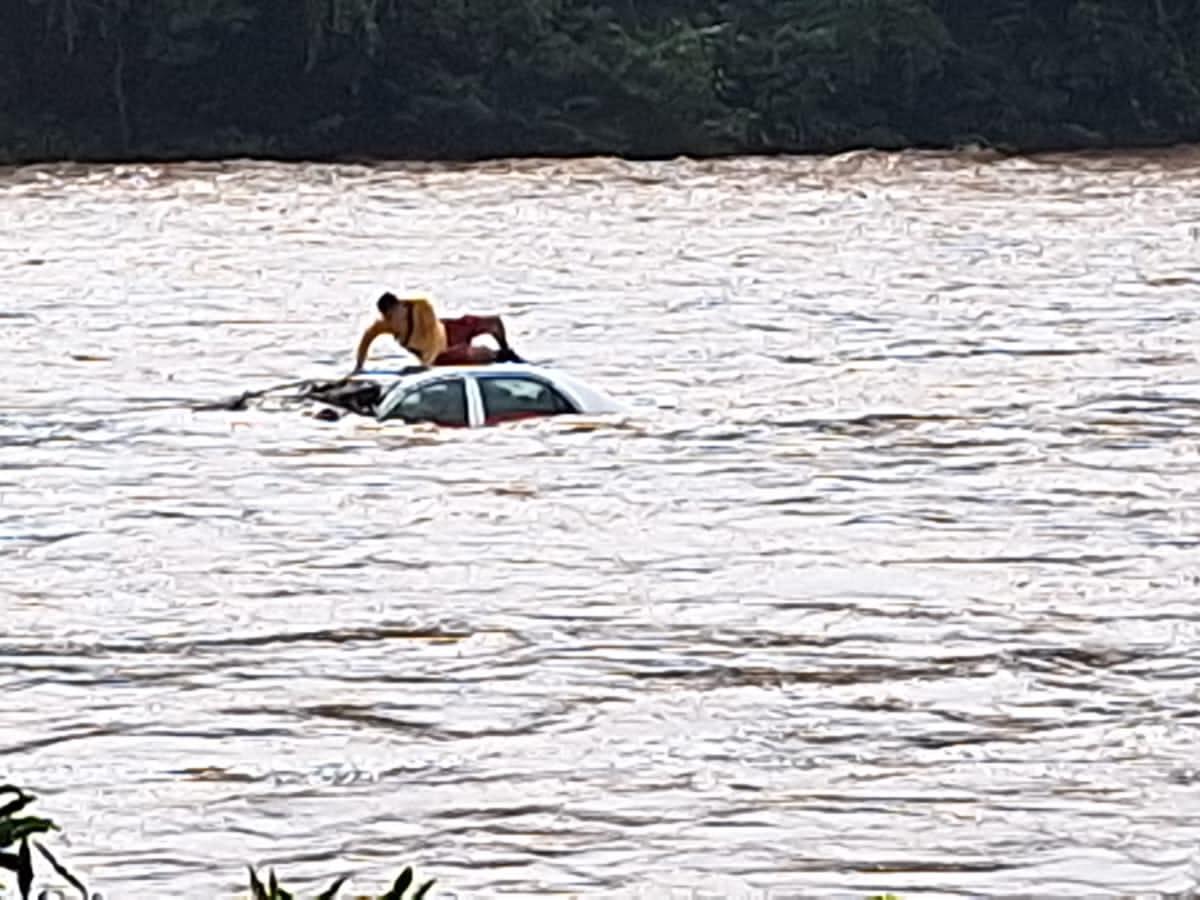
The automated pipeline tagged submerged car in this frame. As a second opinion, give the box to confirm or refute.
[204,361,625,427]
[331,362,625,427]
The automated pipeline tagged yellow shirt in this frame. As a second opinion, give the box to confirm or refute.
[355,297,447,368]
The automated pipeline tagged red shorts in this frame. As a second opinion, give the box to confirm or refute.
[441,315,494,348]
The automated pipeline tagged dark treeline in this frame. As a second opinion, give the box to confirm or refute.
[3,0,1200,163]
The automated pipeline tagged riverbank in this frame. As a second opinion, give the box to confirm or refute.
[4,0,1199,166]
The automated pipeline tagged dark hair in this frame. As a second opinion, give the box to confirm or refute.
[377,292,400,316]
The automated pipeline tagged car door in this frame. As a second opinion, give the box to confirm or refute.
[377,376,471,427]
[473,374,578,426]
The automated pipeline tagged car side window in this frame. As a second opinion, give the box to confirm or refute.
[478,376,575,422]
[386,378,468,426]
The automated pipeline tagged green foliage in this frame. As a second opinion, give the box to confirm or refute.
[3,0,1200,161]
[709,0,956,148]
[144,0,261,66]
[0,784,89,900]
[247,864,435,900]
[0,782,438,899]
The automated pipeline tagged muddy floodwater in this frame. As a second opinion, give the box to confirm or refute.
[3,148,1200,899]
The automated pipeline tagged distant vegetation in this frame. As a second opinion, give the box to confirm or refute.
[3,0,1200,163]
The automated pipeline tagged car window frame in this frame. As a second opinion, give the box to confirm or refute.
[379,375,471,427]
[471,373,579,424]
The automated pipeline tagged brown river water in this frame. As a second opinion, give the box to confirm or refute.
[3,148,1200,899]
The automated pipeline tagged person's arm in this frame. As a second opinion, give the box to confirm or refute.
[354,320,386,372]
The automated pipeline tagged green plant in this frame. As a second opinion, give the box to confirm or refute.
[0,784,88,900]
[248,863,435,900]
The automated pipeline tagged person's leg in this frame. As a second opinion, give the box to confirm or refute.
[433,343,498,366]
[441,314,510,350]
[480,314,509,350]
[438,314,522,364]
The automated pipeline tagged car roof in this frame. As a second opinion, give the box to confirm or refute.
[384,363,574,384]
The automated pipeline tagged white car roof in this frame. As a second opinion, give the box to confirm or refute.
[400,362,561,378]
[372,362,577,386]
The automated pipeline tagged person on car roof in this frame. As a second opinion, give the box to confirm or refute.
[353,293,523,372]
